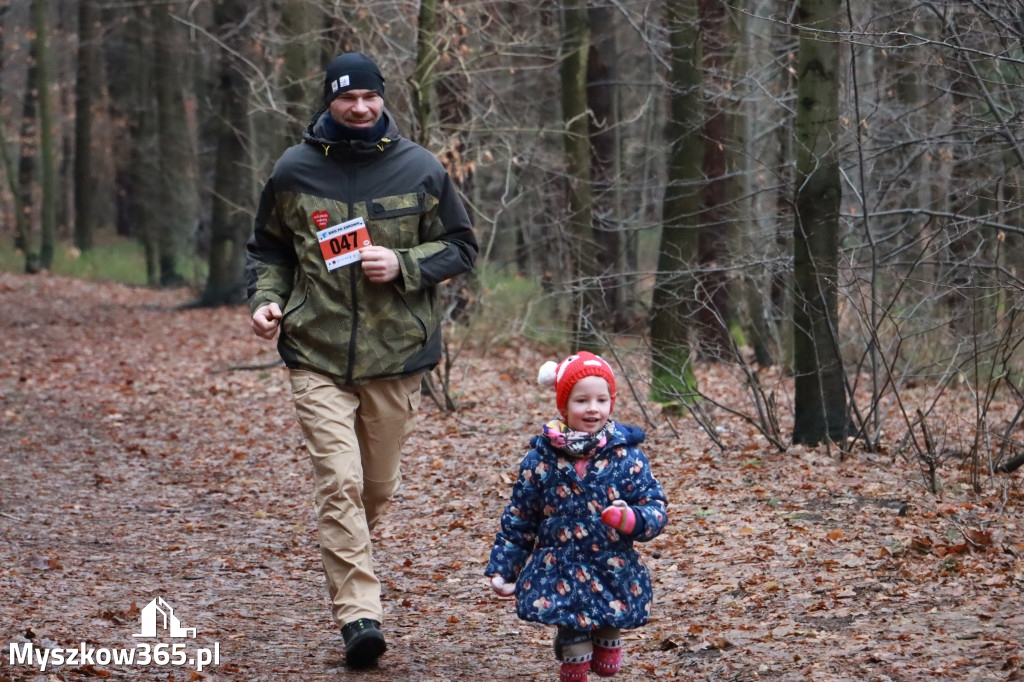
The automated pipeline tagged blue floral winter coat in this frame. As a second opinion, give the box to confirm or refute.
[485,421,668,631]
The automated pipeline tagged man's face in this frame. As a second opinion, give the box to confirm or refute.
[329,89,384,129]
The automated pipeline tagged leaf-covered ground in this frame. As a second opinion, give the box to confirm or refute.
[1,272,1022,682]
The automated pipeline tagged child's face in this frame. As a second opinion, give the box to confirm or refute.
[565,376,612,434]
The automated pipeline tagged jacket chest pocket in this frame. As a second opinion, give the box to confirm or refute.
[366,193,426,249]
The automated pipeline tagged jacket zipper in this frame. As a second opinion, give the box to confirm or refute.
[345,200,358,384]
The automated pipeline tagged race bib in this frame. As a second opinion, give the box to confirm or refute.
[317,217,371,271]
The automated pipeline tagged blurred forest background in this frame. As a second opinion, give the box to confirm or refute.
[2,0,1024,492]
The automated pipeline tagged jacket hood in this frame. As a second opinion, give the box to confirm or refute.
[303,108,400,152]
[612,422,646,447]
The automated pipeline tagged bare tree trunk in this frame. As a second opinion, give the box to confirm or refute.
[17,31,40,274]
[736,0,778,368]
[74,0,101,252]
[792,0,849,446]
[200,0,252,306]
[279,1,319,153]
[0,0,29,268]
[153,2,198,287]
[764,3,798,371]
[31,0,55,270]
[695,0,733,359]
[650,0,702,403]
[412,0,438,146]
[560,0,598,350]
[587,3,622,330]
[114,2,159,281]
[435,9,479,321]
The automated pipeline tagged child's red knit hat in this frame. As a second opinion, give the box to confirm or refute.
[538,352,617,417]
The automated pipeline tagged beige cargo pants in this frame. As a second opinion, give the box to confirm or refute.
[289,369,422,628]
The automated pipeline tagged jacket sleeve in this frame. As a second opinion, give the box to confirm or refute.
[246,176,297,314]
[622,449,668,543]
[393,172,478,293]
[485,451,545,582]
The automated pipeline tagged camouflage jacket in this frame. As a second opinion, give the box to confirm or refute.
[246,110,477,385]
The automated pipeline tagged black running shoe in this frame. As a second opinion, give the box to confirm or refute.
[341,618,386,668]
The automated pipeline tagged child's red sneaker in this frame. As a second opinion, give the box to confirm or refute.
[559,660,590,682]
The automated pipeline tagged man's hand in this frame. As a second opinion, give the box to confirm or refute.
[251,303,283,340]
[360,246,400,283]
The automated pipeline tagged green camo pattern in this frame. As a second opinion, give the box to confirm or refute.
[249,190,449,384]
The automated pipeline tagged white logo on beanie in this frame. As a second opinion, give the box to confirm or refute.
[330,75,350,93]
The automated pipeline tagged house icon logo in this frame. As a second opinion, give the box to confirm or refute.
[132,597,197,639]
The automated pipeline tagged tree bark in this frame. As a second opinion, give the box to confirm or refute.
[0,0,29,270]
[74,0,101,252]
[153,2,198,287]
[279,1,319,154]
[113,1,158,279]
[791,0,849,445]
[650,0,702,403]
[32,0,56,270]
[560,0,598,350]
[17,26,39,274]
[200,0,252,306]
[412,0,438,147]
[695,0,733,359]
[587,3,623,330]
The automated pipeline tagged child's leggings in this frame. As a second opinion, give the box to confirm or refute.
[554,626,621,663]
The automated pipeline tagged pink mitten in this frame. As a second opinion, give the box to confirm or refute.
[490,575,515,598]
[601,500,636,534]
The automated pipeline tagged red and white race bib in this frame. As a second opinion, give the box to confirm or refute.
[317,217,372,271]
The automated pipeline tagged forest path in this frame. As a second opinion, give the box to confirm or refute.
[1,272,1021,681]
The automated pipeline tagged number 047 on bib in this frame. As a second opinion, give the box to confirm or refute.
[317,217,372,271]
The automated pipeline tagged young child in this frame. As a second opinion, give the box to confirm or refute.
[485,352,668,682]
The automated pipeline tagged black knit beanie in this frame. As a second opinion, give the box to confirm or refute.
[323,53,385,105]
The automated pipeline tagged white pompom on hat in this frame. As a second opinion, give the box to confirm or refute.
[538,352,617,416]
[537,361,559,388]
